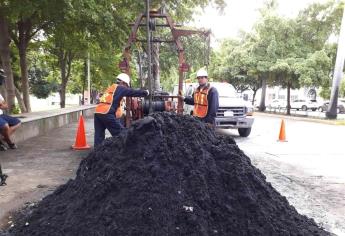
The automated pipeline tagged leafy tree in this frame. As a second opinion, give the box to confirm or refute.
[319,86,331,100]
[0,12,16,112]
[296,0,343,53]
[0,0,65,112]
[28,67,52,99]
[270,58,301,114]
[296,0,344,118]
[43,0,140,108]
[210,35,262,103]
[248,0,282,111]
[295,50,332,87]
[26,47,57,99]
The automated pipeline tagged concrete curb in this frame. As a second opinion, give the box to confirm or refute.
[13,105,96,122]
[13,105,96,143]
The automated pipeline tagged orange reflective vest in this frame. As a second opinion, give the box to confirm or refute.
[95,84,124,118]
[193,85,210,118]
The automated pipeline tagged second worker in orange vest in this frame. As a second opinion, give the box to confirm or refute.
[94,73,148,146]
[184,68,219,125]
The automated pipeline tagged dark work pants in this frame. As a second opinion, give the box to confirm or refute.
[198,116,215,126]
[94,113,124,146]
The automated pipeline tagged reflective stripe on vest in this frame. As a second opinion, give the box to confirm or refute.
[193,85,210,118]
[95,84,124,118]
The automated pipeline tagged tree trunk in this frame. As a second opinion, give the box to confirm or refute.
[287,81,291,116]
[259,76,267,112]
[18,43,31,112]
[59,70,67,108]
[58,50,66,108]
[59,85,66,108]
[252,89,257,105]
[15,86,27,113]
[0,15,16,113]
[14,19,33,113]
[152,43,160,91]
[58,49,73,108]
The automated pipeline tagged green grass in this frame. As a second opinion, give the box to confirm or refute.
[334,120,345,125]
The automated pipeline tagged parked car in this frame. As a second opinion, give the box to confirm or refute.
[320,100,345,113]
[318,101,329,112]
[338,99,345,113]
[290,99,318,111]
[267,99,286,109]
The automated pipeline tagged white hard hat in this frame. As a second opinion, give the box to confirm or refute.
[116,73,130,85]
[196,68,208,78]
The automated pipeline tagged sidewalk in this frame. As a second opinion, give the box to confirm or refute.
[0,117,94,229]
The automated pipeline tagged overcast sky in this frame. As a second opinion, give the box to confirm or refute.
[190,0,329,46]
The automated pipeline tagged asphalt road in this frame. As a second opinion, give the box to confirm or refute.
[219,114,345,236]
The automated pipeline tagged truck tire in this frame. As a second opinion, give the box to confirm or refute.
[238,128,251,137]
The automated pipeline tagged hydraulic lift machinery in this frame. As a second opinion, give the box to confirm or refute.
[118,2,210,126]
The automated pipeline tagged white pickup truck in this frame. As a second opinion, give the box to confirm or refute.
[173,82,254,137]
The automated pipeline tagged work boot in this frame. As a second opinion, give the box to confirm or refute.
[7,143,17,150]
[0,140,7,151]
[0,174,8,186]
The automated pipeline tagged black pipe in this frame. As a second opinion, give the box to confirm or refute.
[142,100,165,114]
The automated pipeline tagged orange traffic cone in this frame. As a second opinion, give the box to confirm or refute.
[72,115,90,150]
[278,119,287,142]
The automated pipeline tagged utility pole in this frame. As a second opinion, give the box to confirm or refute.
[326,6,345,119]
[146,0,153,113]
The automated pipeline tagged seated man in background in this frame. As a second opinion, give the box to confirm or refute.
[0,69,21,151]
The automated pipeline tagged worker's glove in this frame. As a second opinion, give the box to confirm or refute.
[144,89,149,97]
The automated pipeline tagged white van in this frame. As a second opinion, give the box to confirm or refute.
[174,82,254,137]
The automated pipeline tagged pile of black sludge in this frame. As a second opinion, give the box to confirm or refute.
[7,112,329,236]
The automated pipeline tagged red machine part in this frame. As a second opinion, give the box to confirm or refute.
[130,97,143,121]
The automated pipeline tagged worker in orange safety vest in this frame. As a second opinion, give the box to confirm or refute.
[94,73,148,146]
[183,68,219,126]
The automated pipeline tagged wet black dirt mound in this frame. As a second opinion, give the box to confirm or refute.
[8,112,329,236]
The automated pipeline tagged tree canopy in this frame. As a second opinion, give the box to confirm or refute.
[0,0,225,112]
[210,0,344,114]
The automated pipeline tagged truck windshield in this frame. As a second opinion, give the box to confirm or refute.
[212,83,238,98]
